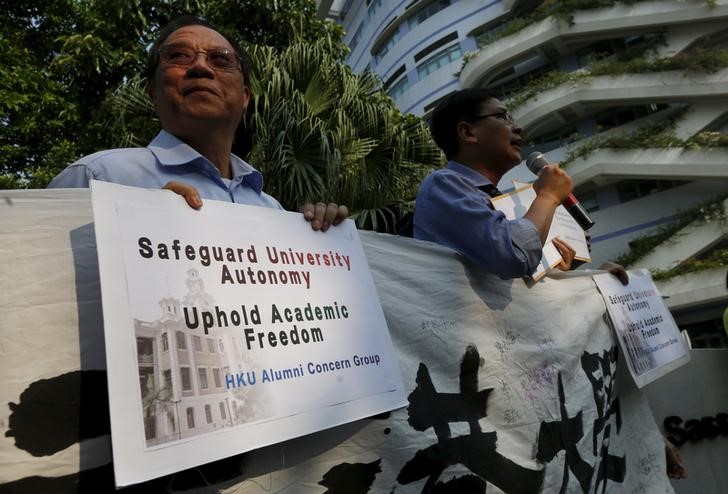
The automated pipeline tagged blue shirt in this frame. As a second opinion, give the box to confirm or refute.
[48,130,283,209]
[413,161,542,279]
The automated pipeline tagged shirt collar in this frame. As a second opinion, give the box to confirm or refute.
[446,160,494,188]
[148,130,264,194]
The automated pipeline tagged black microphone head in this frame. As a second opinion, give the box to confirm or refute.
[526,151,548,175]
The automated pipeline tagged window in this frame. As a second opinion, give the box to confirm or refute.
[181,367,192,391]
[163,370,172,390]
[368,0,384,18]
[205,404,213,424]
[408,0,450,29]
[198,368,208,389]
[387,76,411,100]
[218,339,224,353]
[213,368,222,388]
[176,331,187,350]
[193,335,202,352]
[350,23,364,51]
[374,30,401,63]
[161,332,168,352]
[219,402,227,420]
[616,179,687,204]
[417,44,462,80]
[579,191,599,213]
[186,407,195,429]
[207,338,216,353]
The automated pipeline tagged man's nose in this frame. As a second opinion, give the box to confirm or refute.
[186,52,215,76]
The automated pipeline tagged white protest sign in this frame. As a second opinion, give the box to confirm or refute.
[491,184,590,281]
[89,180,406,486]
[593,269,690,388]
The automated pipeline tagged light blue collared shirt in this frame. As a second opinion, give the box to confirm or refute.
[48,130,283,209]
[413,161,542,279]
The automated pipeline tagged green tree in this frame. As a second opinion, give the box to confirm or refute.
[1,0,344,187]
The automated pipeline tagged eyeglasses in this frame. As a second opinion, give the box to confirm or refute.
[159,44,241,72]
[471,111,515,124]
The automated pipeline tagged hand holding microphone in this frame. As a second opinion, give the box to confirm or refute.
[527,152,595,230]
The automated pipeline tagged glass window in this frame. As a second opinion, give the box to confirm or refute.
[161,332,168,352]
[417,43,462,80]
[350,23,364,51]
[163,370,172,390]
[408,0,450,29]
[205,405,213,424]
[193,335,202,352]
[176,331,187,350]
[186,407,195,429]
[368,0,384,18]
[213,368,222,388]
[218,339,224,353]
[387,76,411,100]
[181,367,191,391]
[219,402,227,420]
[374,30,401,64]
[198,368,208,389]
[207,338,216,353]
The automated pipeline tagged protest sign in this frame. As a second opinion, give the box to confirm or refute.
[491,184,590,280]
[593,269,690,388]
[89,180,406,486]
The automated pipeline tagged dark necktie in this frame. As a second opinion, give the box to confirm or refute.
[478,184,502,197]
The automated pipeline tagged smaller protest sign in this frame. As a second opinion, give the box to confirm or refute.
[593,269,690,387]
[492,184,590,281]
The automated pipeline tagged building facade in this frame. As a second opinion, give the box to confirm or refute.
[135,268,266,446]
[332,0,728,347]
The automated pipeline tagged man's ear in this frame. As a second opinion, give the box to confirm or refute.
[147,81,157,109]
[456,121,478,145]
[241,86,251,115]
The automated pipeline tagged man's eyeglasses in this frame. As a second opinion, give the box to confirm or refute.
[470,111,515,124]
[159,44,241,72]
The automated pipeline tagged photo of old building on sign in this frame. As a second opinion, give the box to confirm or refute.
[134,268,266,447]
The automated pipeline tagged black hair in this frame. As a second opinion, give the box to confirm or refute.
[429,89,499,159]
[146,15,252,86]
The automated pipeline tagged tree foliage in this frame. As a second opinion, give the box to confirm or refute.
[1,0,345,187]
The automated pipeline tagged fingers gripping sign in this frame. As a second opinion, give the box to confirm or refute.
[302,202,349,232]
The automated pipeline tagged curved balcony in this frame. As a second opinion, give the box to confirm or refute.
[512,69,728,138]
[567,148,728,187]
[460,0,728,89]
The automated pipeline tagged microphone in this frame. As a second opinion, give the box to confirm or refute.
[526,151,595,230]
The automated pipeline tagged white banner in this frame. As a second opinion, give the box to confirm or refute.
[0,189,675,493]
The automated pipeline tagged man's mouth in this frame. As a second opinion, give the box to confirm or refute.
[184,87,218,96]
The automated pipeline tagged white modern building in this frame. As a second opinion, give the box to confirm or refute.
[331,0,728,347]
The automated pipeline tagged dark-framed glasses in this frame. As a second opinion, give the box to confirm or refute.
[159,44,241,72]
[471,110,514,124]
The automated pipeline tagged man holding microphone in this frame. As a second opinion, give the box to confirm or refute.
[413,89,576,279]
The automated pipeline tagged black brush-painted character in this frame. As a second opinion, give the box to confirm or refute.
[397,345,544,493]
[592,424,626,494]
[581,347,622,456]
[319,459,382,494]
[536,373,594,494]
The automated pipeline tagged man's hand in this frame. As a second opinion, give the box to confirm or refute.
[302,202,349,232]
[533,164,573,205]
[552,237,576,271]
[525,165,574,244]
[665,437,687,479]
[163,181,202,209]
[600,260,629,285]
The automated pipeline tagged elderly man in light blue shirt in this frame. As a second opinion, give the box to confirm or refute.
[414,89,576,279]
[50,16,346,231]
